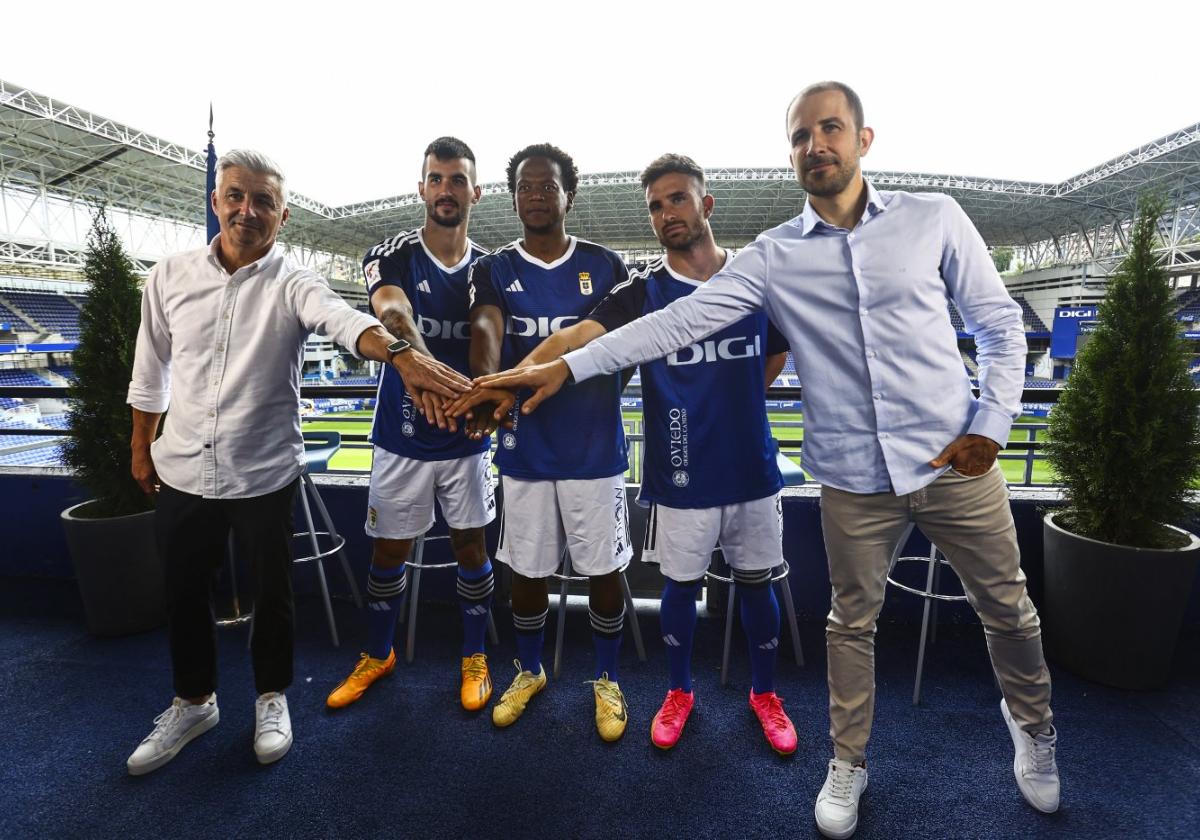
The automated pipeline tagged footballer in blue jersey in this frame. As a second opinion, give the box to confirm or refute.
[326,137,499,715]
[462,144,633,741]
[455,154,799,754]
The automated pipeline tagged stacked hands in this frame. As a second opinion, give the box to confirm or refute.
[394,352,571,440]
[397,351,1000,474]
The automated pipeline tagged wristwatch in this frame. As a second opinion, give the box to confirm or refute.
[387,339,412,364]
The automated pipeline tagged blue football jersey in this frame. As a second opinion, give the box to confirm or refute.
[468,237,629,480]
[588,256,788,507]
[363,228,489,461]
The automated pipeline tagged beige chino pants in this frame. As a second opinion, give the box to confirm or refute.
[820,463,1053,764]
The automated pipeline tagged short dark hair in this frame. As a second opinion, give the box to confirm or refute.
[506,143,579,194]
[639,153,706,192]
[786,81,865,133]
[422,136,476,179]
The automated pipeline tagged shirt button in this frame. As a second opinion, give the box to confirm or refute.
[867,350,877,359]
[860,308,869,316]
[216,344,225,351]
[208,411,215,417]
[873,393,882,400]
[881,432,890,439]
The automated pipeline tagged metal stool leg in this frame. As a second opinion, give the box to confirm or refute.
[776,572,805,668]
[487,611,500,646]
[553,548,572,679]
[930,556,941,646]
[299,481,339,647]
[405,535,426,664]
[619,570,646,662]
[720,580,737,687]
[912,542,940,705]
[304,473,362,609]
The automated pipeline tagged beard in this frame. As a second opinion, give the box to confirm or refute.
[801,155,859,197]
[658,219,705,253]
[427,202,464,228]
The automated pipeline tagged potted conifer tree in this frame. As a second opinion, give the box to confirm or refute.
[1043,194,1200,689]
[60,207,165,636]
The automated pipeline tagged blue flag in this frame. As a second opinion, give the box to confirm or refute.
[205,104,219,244]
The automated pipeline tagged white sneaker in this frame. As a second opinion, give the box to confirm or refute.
[1001,698,1060,813]
[814,757,868,839]
[254,692,293,765]
[126,694,219,776]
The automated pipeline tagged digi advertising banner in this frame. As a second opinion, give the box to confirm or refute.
[1050,306,1098,359]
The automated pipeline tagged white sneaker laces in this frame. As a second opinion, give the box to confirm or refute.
[258,697,286,735]
[1027,731,1056,775]
[146,702,185,743]
[828,762,856,802]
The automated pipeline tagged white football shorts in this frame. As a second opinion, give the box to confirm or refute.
[641,493,783,582]
[365,448,496,539]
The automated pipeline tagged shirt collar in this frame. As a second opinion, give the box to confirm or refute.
[795,178,888,235]
[207,234,282,277]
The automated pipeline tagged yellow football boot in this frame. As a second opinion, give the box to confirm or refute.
[491,660,547,727]
[460,653,493,711]
[590,673,628,742]
[326,649,396,708]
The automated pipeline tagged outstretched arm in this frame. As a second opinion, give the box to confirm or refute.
[361,284,471,432]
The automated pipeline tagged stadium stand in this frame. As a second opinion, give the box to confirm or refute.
[961,350,979,376]
[948,301,966,331]
[1012,296,1050,332]
[1,291,83,339]
[0,369,52,386]
[1024,377,1059,388]
[1175,288,1200,321]
[0,299,34,332]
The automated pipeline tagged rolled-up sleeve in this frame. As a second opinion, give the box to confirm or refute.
[565,239,769,382]
[127,265,173,413]
[285,269,382,358]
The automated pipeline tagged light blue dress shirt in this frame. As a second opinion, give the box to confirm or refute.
[565,182,1026,495]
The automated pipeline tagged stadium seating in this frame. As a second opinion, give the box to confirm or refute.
[1011,296,1049,332]
[0,369,52,386]
[947,302,966,331]
[0,299,34,332]
[1,291,83,339]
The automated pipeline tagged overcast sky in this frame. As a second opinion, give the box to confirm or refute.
[5,0,1197,207]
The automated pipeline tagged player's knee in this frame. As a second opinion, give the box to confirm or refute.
[372,538,413,569]
[449,528,488,570]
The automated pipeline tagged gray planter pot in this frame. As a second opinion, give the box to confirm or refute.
[61,501,165,636]
[1043,512,1200,689]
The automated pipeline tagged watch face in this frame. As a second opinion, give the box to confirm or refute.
[388,339,411,353]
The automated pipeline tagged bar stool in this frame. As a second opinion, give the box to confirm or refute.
[708,448,807,686]
[395,530,500,664]
[886,521,969,705]
[551,547,647,679]
[226,432,362,647]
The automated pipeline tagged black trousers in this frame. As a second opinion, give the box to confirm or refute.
[156,478,299,697]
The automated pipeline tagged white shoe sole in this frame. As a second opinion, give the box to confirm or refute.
[815,776,867,839]
[255,731,293,765]
[1001,699,1059,813]
[126,708,220,776]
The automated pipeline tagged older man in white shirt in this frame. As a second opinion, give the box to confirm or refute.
[124,149,468,775]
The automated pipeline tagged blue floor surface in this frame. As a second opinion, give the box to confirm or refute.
[1,577,1197,839]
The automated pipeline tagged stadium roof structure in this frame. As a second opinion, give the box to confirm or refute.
[2,77,1198,273]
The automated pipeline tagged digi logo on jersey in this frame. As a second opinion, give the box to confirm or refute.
[416,315,470,340]
[668,406,690,470]
[667,334,761,366]
[506,315,579,337]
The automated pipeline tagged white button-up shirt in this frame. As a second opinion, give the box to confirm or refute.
[565,184,1026,496]
[127,237,381,498]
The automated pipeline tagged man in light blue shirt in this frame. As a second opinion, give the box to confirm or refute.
[458,82,1059,838]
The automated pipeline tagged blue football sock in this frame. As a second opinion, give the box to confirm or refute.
[513,608,547,675]
[366,563,407,661]
[734,568,780,695]
[457,560,494,657]
[590,606,625,682]
[660,578,702,692]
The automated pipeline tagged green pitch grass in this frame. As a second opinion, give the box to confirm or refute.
[305,410,1058,485]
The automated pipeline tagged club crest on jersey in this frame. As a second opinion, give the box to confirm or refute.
[502,433,517,450]
[672,470,690,488]
[364,259,381,286]
[402,421,415,437]
[579,272,593,295]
